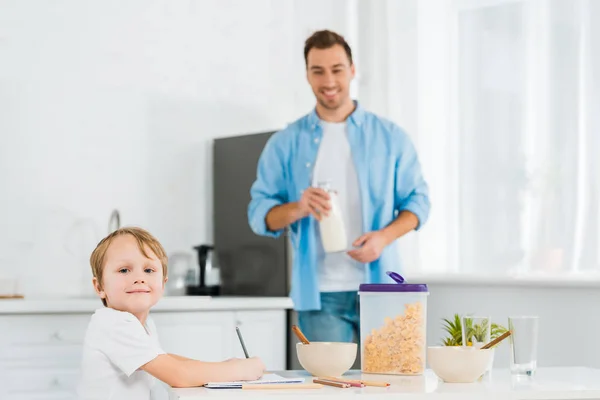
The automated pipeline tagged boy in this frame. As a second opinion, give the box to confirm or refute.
[77,227,265,399]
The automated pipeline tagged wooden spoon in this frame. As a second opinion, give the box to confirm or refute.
[480,330,512,350]
[292,324,310,345]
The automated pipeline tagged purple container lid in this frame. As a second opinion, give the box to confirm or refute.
[359,271,428,293]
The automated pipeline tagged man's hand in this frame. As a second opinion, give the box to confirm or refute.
[297,187,331,221]
[347,230,390,263]
[264,188,331,231]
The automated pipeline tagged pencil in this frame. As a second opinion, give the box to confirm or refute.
[235,326,250,358]
[357,380,390,387]
[320,377,364,387]
[323,376,390,387]
[313,379,351,388]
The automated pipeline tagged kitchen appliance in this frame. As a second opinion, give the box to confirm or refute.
[165,252,193,296]
[186,244,221,296]
[213,131,289,297]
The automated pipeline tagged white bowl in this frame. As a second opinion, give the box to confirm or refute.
[296,342,357,377]
[427,346,494,383]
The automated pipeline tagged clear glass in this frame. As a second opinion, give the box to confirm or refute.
[461,315,491,348]
[0,277,20,297]
[508,316,539,376]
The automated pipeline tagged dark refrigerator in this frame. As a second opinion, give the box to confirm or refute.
[213,131,290,297]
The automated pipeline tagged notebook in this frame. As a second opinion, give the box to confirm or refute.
[204,373,305,389]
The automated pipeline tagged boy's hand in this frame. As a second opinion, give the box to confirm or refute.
[227,357,266,381]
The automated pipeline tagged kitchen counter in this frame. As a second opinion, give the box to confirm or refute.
[169,367,600,400]
[407,272,600,288]
[0,296,294,314]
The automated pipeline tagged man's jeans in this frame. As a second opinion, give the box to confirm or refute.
[297,291,359,343]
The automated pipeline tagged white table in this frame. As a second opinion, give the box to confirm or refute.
[168,367,600,400]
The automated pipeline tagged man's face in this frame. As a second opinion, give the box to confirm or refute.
[306,44,355,111]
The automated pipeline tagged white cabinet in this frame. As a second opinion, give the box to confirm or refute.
[0,304,289,400]
[231,310,287,370]
[154,309,287,370]
[0,314,85,400]
[152,311,236,362]
[0,314,88,361]
[3,367,80,400]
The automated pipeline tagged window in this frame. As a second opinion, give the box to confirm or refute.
[359,0,599,276]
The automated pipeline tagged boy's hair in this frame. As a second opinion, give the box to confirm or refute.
[90,227,168,306]
[304,30,353,66]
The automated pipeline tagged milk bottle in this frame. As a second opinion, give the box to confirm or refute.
[316,181,348,252]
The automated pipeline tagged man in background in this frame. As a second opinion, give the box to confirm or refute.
[248,30,430,343]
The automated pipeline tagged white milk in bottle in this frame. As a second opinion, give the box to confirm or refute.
[316,181,348,252]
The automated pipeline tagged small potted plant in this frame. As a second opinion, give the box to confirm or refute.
[441,314,508,346]
[440,314,508,371]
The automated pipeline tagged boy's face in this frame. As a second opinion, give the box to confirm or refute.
[306,44,355,112]
[93,234,166,319]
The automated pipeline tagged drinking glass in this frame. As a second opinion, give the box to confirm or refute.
[462,315,491,348]
[508,316,539,376]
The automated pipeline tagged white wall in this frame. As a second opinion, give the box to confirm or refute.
[426,282,600,369]
[0,0,356,297]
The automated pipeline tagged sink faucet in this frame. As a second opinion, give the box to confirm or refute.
[108,209,120,233]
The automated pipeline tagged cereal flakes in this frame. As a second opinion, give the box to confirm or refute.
[363,301,425,375]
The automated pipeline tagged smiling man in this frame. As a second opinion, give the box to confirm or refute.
[248,30,430,343]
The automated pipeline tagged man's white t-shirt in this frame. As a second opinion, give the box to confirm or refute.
[77,307,167,400]
[312,120,365,292]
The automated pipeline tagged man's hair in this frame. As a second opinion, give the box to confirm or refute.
[90,227,168,306]
[304,30,353,66]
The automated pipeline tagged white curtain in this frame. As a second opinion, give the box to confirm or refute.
[358,0,599,275]
[455,0,598,275]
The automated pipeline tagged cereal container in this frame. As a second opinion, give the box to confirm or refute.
[359,272,429,375]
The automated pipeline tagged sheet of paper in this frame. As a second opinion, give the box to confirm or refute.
[204,373,305,388]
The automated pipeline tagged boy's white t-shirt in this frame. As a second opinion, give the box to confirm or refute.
[77,307,167,400]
